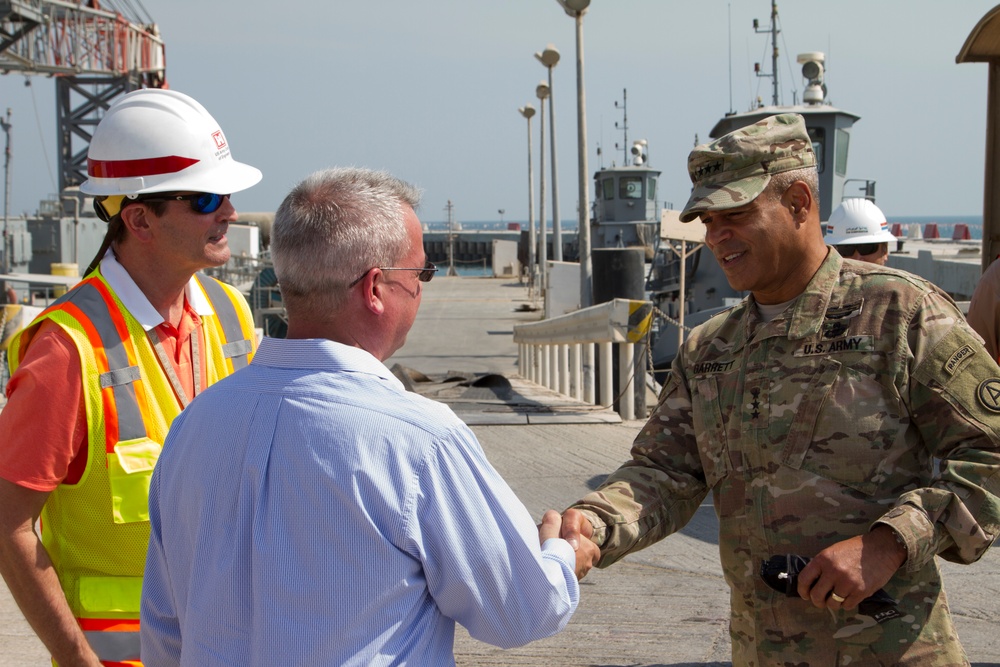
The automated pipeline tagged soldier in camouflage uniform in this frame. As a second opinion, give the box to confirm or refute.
[563,113,1000,665]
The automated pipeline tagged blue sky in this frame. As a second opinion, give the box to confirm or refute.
[0,0,995,224]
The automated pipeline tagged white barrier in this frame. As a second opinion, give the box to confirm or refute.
[513,298,652,421]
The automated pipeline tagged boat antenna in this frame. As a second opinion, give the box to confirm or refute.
[753,0,780,106]
[614,89,628,166]
[727,3,734,115]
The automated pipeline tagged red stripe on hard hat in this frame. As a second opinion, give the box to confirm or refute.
[88,155,199,178]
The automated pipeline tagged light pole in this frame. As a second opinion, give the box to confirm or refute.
[518,104,537,289]
[536,80,550,295]
[554,0,592,308]
[1,108,11,276]
[535,44,562,261]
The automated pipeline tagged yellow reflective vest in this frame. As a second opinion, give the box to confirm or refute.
[8,269,255,666]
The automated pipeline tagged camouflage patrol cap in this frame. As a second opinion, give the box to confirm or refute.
[679,113,816,222]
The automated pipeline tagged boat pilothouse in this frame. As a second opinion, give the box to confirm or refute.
[709,51,866,223]
[591,140,661,252]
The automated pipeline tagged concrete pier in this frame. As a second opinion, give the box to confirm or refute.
[2,276,998,665]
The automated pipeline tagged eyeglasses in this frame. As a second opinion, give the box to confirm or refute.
[138,192,231,215]
[836,242,881,257]
[348,261,438,288]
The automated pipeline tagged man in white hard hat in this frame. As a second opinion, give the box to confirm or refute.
[824,197,897,265]
[0,88,261,666]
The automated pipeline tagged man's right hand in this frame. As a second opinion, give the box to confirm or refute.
[559,508,600,580]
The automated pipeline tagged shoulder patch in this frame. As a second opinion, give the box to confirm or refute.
[977,379,1000,413]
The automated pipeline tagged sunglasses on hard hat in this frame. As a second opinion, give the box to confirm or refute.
[836,242,881,257]
[136,192,231,215]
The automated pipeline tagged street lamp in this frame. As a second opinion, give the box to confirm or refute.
[536,80,550,295]
[518,104,537,290]
[554,0,593,404]
[535,44,562,262]
[554,0,592,309]
[1,108,11,277]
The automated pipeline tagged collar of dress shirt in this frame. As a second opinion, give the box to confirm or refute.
[99,248,213,332]
[254,337,406,392]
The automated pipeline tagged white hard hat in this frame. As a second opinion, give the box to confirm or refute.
[80,88,262,196]
[824,198,896,245]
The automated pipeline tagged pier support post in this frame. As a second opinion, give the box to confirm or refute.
[557,344,569,395]
[541,345,551,388]
[598,341,612,410]
[584,343,595,404]
[619,343,635,421]
[548,345,560,391]
[569,343,582,400]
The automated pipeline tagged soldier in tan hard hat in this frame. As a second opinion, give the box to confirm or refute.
[561,113,1000,665]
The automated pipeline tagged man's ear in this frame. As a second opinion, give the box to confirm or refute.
[783,181,813,221]
[360,269,387,316]
[120,202,154,242]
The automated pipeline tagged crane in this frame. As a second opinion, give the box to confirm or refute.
[0,0,166,193]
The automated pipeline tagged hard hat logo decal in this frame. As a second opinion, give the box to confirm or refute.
[212,130,227,150]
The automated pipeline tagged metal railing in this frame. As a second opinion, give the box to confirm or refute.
[513,298,652,421]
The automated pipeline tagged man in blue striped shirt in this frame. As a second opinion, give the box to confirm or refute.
[140,167,586,666]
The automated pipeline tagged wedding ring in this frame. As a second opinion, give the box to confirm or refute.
[830,592,846,603]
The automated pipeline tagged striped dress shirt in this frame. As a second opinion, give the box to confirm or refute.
[141,337,578,666]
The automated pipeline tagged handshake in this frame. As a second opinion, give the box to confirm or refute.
[538,509,602,581]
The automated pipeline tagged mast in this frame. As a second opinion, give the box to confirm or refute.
[753,0,781,107]
[614,89,629,166]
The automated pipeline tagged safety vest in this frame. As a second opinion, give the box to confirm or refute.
[7,270,255,667]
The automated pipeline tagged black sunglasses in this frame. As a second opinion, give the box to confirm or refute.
[138,192,231,215]
[836,242,881,257]
[348,261,438,288]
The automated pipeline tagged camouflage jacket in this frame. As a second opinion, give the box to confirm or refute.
[573,250,1000,665]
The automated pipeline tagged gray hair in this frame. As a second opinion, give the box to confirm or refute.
[766,167,820,205]
[270,167,422,312]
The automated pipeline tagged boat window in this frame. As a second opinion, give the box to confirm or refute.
[602,178,615,200]
[808,127,825,174]
[646,176,657,201]
[835,129,849,176]
[619,176,643,199]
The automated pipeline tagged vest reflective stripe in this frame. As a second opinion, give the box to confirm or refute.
[61,281,148,445]
[197,272,252,370]
[81,630,140,663]
[78,618,141,632]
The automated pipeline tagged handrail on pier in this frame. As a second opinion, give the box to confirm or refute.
[513,298,653,421]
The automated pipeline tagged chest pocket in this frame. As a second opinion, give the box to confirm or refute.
[780,358,898,496]
[691,374,732,487]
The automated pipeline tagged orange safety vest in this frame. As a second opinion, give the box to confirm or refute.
[8,269,255,666]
